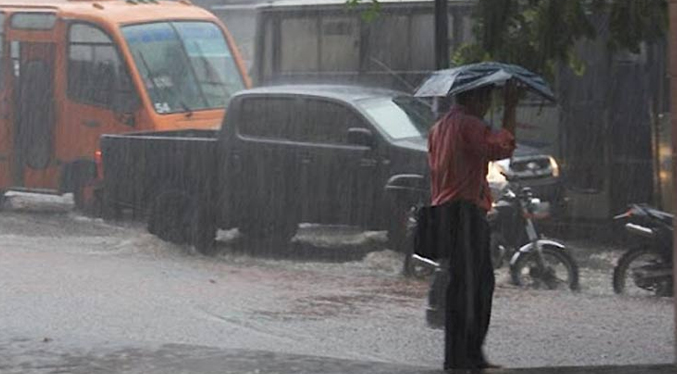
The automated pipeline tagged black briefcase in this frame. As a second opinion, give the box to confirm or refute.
[412,203,456,261]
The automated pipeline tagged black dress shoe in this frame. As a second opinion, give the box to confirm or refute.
[425,307,444,329]
[444,366,477,372]
[444,362,502,372]
[444,362,479,371]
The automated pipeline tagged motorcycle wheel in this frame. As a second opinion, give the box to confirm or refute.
[613,247,672,297]
[510,245,580,291]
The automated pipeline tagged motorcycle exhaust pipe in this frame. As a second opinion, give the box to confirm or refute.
[625,223,655,238]
[411,254,440,270]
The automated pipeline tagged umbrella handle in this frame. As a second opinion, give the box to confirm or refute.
[504,82,525,107]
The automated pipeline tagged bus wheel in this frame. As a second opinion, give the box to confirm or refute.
[73,179,100,217]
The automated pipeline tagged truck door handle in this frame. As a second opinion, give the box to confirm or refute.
[301,158,312,165]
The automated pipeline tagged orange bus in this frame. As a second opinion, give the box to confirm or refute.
[0,0,250,209]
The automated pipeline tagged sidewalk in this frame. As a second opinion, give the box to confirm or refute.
[140,348,675,374]
[3,342,674,374]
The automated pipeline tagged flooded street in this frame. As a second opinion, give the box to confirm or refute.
[0,0,673,372]
[0,193,672,371]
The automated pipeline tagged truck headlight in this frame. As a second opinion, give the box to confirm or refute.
[487,162,509,201]
[487,161,507,183]
[548,156,560,178]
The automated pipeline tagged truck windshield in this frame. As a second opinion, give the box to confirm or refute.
[359,96,434,140]
[123,21,245,115]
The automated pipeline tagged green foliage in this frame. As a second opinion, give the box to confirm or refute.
[350,0,667,77]
[458,0,667,77]
[607,0,668,53]
[346,0,381,22]
[457,0,600,78]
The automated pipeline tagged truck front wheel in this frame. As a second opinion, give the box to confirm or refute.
[387,201,417,253]
[148,190,217,255]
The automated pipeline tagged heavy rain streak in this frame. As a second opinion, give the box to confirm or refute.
[0,0,673,373]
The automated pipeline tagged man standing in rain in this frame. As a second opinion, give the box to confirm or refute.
[427,83,520,371]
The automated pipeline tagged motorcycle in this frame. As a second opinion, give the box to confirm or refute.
[489,182,579,290]
[406,180,580,292]
[613,204,673,297]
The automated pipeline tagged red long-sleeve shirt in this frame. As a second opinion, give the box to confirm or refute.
[428,105,516,211]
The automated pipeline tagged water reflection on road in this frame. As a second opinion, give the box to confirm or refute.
[0,192,672,368]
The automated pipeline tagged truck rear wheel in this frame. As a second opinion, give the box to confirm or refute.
[148,190,217,255]
[238,215,298,244]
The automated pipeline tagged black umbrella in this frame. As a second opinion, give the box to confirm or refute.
[414,62,555,102]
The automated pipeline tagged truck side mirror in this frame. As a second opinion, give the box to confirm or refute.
[112,91,139,126]
[111,68,141,125]
[347,128,374,148]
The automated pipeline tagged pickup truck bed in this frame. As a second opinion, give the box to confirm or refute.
[100,129,219,215]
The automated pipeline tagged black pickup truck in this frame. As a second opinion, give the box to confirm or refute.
[100,85,561,254]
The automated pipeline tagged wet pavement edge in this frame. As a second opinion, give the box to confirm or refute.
[3,341,674,374]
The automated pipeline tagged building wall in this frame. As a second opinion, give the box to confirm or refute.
[557,17,666,219]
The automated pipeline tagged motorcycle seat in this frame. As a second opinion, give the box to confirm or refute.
[646,208,673,226]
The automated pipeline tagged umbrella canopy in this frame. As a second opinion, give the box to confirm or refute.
[414,62,555,102]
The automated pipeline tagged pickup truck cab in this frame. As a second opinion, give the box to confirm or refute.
[100,85,561,254]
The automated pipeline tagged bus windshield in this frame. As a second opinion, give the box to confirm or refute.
[123,21,245,114]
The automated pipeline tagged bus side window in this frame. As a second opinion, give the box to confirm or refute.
[67,23,139,121]
[0,13,5,90]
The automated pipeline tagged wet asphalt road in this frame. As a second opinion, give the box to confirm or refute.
[0,192,673,371]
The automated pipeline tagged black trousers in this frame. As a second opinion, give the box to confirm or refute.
[442,201,495,369]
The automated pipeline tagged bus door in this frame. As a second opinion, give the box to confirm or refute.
[0,12,10,191]
[7,12,58,190]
